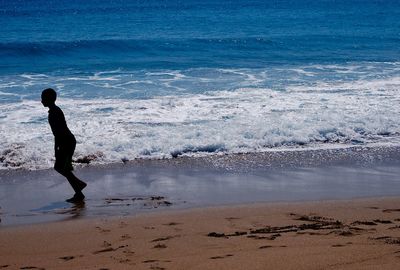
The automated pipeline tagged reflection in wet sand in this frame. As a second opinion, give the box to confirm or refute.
[30,201,86,220]
[56,201,86,221]
[2,146,400,226]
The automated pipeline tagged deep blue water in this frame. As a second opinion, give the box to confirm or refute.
[1,0,400,74]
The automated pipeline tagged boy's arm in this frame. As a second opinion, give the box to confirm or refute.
[49,107,68,145]
[49,108,64,155]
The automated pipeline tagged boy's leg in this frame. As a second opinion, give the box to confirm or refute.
[55,142,87,200]
[64,171,87,193]
[62,171,87,203]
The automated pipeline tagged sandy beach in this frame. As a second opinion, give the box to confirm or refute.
[1,147,400,269]
[2,197,400,269]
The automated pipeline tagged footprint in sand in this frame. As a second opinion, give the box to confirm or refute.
[143,259,170,270]
[93,247,115,254]
[259,245,273,249]
[153,243,167,249]
[143,260,171,264]
[58,256,75,261]
[247,235,269,240]
[247,233,281,240]
[371,236,400,245]
[225,217,240,229]
[93,245,128,254]
[110,255,131,264]
[151,235,180,242]
[351,221,377,226]
[119,221,128,228]
[383,209,400,213]
[331,244,346,247]
[373,219,393,224]
[120,234,131,240]
[150,266,165,270]
[210,254,233,260]
[225,217,241,228]
[102,241,112,247]
[162,222,182,232]
[143,260,159,263]
[207,232,227,238]
[122,249,135,256]
[259,245,286,249]
[207,231,247,238]
[96,226,111,233]
[162,222,181,226]
[225,217,240,221]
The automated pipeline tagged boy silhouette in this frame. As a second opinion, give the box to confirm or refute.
[41,88,87,203]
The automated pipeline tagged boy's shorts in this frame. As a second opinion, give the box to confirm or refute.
[54,138,76,172]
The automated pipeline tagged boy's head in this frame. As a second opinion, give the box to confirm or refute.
[41,88,57,107]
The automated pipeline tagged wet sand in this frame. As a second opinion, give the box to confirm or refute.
[2,198,400,269]
[1,145,400,226]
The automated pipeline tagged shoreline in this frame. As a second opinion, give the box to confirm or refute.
[2,143,400,173]
[2,197,400,269]
[1,144,400,226]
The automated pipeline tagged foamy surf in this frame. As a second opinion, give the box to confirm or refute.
[1,66,400,170]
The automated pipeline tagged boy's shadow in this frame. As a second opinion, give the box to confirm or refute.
[31,200,86,220]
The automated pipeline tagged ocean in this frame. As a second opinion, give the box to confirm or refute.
[1,0,400,170]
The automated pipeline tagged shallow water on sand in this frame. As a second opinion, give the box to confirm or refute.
[1,146,400,226]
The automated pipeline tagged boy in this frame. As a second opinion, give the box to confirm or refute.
[41,88,87,203]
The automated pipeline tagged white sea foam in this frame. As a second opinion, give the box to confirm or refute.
[1,83,400,169]
[2,63,400,170]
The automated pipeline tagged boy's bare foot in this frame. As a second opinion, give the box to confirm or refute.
[66,192,85,203]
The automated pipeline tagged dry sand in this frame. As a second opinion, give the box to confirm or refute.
[2,197,400,269]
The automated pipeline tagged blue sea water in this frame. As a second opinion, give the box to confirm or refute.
[1,0,400,169]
